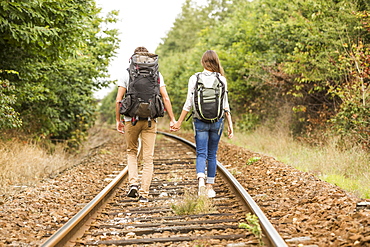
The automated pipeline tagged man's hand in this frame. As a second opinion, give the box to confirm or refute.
[170,120,178,131]
[116,121,125,134]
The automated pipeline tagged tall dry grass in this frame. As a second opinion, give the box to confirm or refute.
[162,111,369,198]
[0,124,116,203]
[0,139,69,202]
[224,124,370,199]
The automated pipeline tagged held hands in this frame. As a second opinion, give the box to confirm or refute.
[116,121,125,134]
[116,119,179,133]
[171,120,181,132]
[169,120,176,132]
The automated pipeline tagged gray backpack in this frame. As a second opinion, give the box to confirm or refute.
[119,53,164,126]
[192,72,225,123]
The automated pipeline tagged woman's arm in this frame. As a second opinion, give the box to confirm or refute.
[225,110,233,138]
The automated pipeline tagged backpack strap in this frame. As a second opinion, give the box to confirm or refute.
[194,72,205,114]
[185,73,200,122]
[215,73,225,87]
[185,111,193,122]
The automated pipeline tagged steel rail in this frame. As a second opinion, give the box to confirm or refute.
[42,131,287,246]
[41,167,128,247]
[157,131,288,247]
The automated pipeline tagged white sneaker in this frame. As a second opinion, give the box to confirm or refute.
[198,186,206,196]
[207,188,216,198]
[198,178,206,196]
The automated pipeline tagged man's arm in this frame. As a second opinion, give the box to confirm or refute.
[115,86,127,134]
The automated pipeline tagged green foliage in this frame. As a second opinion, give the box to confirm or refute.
[320,173,370,199]
[157,0,234,55]
[156,0,234,116]
[99,87,118,124]
[236,113,261,132]
[0,0,119,147]
[171,191,215,215]
[154,0,369,146]
[0,70,22,129]
[328,14,370,148]
[246,157,261,166]
[239,213,263,245]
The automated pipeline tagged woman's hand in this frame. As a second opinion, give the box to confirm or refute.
[228,125,233,139]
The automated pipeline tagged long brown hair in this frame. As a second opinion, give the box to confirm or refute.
[201,50,225,76]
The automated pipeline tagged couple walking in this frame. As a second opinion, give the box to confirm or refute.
[115,47,233,202]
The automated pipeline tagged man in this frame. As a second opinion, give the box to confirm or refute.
[115,46,176,202]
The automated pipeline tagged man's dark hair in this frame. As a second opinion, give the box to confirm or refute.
[134,47,148,53]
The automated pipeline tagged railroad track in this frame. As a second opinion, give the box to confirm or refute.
[41,132,287,247]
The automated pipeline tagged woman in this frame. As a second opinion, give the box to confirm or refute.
[172,50,233,198]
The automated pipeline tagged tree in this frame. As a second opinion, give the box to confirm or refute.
[0,0,119,146]
[99,87,118,125]
[156,0,234,115]
[0,70,21,129]
[329,11,370,148]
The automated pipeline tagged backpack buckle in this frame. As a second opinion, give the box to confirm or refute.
[131,116,138,126]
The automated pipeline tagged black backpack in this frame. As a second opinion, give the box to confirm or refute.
[192,72,226,123]
[119,52,164,126]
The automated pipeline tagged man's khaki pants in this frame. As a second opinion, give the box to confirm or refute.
[125,120,157,197]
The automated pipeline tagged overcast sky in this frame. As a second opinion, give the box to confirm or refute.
[94,0,208,99]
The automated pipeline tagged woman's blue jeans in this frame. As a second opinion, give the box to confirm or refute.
[193,118,224,184]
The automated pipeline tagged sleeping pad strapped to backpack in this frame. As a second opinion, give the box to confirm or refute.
[119,52,164,126]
